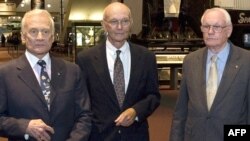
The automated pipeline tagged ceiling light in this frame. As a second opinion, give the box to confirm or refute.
[47,4,51,8]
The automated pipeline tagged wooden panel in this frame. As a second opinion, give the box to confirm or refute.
[0,137,7,141]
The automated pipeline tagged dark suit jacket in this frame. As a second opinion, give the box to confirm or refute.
[170,43,250,141]
[76,42,161,141]
[0,55,92,141]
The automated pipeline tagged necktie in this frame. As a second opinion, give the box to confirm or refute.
[37,60,51,110]
[113,50,125,107]
[206,55,218,110]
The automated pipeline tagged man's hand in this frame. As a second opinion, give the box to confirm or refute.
[115,108,137,127]
[26,119,54,141]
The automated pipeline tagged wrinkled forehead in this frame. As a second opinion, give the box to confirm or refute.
[25,14,52,29]
[202,11,227,25]
[103,4,131,20]
[106,11,130,20]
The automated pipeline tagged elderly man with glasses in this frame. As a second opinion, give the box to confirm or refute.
[170,7,250,141]
[76,2,161,141]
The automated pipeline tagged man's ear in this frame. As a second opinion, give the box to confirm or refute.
[101,21,108,33]
[227,25,233,37]
[21,32,26,44]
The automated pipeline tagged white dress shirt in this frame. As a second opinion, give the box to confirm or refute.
[106,40,131,93]
[25,50,51,85]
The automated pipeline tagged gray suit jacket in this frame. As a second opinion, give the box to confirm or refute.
[0,55,92,141]
[170,43,250,141]
[76,42,161,141]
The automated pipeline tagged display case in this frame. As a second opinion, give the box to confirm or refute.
[72,22,105,54]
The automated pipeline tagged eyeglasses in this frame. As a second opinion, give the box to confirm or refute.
[200,25,228,33]
[28,28,51,37]
[104,19,131,27]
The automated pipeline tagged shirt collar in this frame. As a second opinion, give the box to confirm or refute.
[25,50,51,68]
[106,40,129,55]
[207,42,230,63]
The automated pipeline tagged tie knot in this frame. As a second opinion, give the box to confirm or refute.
[211,55,217,63]
[37,60,46,68]
[116,50,121,56]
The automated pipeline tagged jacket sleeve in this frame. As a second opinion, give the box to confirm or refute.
[67,66,92,141]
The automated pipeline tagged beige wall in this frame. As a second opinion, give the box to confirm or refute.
[124,0,143,35]
[69,0,111,21]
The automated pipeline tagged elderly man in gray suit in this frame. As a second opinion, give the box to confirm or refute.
[170,7,250,141]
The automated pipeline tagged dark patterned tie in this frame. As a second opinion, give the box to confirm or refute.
[114,50,125,108]
[37,60,51,110]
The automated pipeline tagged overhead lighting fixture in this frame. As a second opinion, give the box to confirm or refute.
[8,16,22,22]
[20,0,27,7]
[47,4,51,8]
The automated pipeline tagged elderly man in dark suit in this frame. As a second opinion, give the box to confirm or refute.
[76,2,160,141]
[0,9,91,141]
[170,7,250,141]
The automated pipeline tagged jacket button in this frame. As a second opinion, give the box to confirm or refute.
[118,130,121,134]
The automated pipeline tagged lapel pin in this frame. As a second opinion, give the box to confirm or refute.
[57,72,61,76]
[235,65,238,69]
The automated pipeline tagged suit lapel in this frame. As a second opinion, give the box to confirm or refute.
[17,55,48,106]
[193,48,209,111]
[211,45,241,109]
[125,44,141,98]
[49,56,64,106]
[92,44,119,106]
